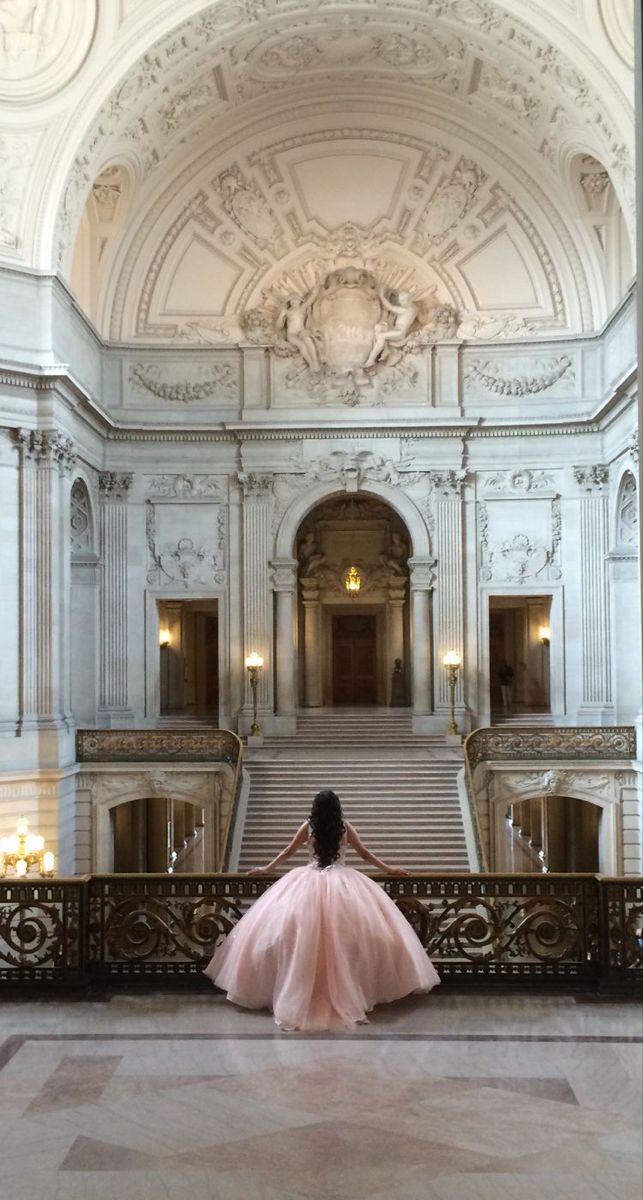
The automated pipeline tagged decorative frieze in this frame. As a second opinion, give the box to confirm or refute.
[145,502,225,588]
[482,469,556,494]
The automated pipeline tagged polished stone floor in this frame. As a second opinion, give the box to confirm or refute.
[0,991,641,1199]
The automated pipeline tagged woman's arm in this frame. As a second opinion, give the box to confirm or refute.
[247,821,309,874]
[345,822,409,875]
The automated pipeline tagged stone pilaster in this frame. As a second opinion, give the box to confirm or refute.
[271,558,298,727]
[431,472,466,715]
[408,556,436,730]
[97,472,134,725]
[240,474,273,720]
[16,428,76,762]
[574,466,614,722]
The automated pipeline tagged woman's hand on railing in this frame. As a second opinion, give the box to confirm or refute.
[246,866,268,876]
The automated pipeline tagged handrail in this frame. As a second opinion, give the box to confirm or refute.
[220,736,244,871]
[461,734,489,871]
[1,871,640,992]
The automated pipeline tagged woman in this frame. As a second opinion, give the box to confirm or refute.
[204,789,440,1031]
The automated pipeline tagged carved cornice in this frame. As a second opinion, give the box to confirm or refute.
[98,472,134,501]
[16,427,76,472]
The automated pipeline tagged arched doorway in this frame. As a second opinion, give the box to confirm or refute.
[295,494,411,707]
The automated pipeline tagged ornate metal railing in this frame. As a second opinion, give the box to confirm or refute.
[1,873,640,991]
[465,726,636,774]
[76,727,242,765]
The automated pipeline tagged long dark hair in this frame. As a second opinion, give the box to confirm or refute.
[309,789,345,868]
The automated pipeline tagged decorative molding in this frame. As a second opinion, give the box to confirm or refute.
[408,556,437,591]
[0,0,96,101]
[615,473,638,548]
[465,355,573,396]
[478,495,561,584]
[98,472,133,501]
[428,470,466,496]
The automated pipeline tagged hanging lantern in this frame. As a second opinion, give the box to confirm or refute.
[344,566,362,596]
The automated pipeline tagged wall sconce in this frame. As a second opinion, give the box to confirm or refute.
[159,628,171,649]
[0,816,55,878]
[442,651,462,736]
[539,626,551,647]
[344,566,362,596]
[245,652,264,736]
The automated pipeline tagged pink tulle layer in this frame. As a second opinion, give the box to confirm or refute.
[204,864,440,1031]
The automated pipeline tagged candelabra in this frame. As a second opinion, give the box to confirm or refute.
[245,652,264,736]
[442,650,462,736]
[0,817,55,878]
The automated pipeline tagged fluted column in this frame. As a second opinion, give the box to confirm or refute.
[574,466,614,722]
[409,557,435,728]
[431,473,466,719]
[16,429,76,754]
[97,472,134,725]
[240,474,273,725]
[302,583,322,707]
[271,558,298,725]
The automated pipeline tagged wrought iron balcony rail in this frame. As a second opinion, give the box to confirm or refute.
[0,872,640,993]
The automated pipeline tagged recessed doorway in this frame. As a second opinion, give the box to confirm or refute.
[331,613,378,705]
[489,595,552,717]
[157,599,219,718]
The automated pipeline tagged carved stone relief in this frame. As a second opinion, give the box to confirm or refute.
[464,355,574,397]
[145,501,225,588]
[70,479,93,555]
[615,473,638,548]
[0,1,96,99]
[146,475,226,500]
[128,362,237,405]
[482,469,556,494]
[478,496,561,584]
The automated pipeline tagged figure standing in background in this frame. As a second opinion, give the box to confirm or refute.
[498,662,514,713]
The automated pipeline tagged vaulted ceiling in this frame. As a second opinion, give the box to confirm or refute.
[0,0,635,340]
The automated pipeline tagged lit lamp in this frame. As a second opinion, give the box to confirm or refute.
[442,651,462,737]
[539,625,551,647]
[344,566,362,597]
[245,652,264,737]
[0,816,55,878]
[159,628,171,649]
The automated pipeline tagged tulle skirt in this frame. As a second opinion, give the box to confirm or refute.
[204,864,440,1031]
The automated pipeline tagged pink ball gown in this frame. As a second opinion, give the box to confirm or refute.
[204,828,440,1031]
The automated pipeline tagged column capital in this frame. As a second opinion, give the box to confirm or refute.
[99,472,134,501]
[573,464,609,492]
[428,469,467,497]
[238,471,274,498]
[408,556,436,591]
[16,427,76,474]
[270,557,298,592]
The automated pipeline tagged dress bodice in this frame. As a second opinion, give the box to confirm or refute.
[307,824,348,868]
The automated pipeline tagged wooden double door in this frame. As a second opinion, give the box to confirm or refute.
[331,614,378,705]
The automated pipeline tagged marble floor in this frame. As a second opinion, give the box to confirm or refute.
[0,991,640,1200]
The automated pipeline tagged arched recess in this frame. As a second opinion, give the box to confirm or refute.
[272,479,435,727]
[87,766,232,873]
[568,152,634,315]
[608,467,640,722]
[491,784,620,875]
[274,479,431,560]
[69,476,100,726]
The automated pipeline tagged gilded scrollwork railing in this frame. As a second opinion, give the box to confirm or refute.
[464,726,636,774]
[76,727,242,765]
[1,873,640,991]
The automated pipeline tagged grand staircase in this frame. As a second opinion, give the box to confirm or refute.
[237,710,470,873]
